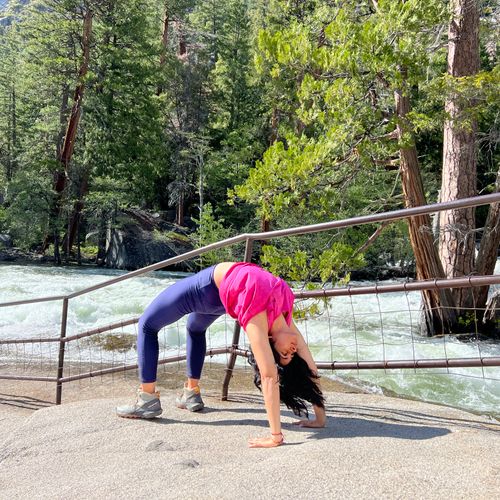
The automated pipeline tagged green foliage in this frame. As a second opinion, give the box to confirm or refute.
[236,0,450,222]
[231,0,498,278]
[457,312,477,330]
[10,0,84,174]
[4,170,52,248]
[82,176,130,240]
[418,66,500,133]
[0,206,7,233]
[153,230,191,245]
[83,0,164,202]
[83,177,130,214]
[363,220,414,273]
[80,244,99,259]
[158,0,263,225]
[261,242,365,285]
[191,202,235,266]
[205,127,266,224]
[0,0,497,281]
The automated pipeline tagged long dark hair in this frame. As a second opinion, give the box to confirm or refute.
[247,343,325,417]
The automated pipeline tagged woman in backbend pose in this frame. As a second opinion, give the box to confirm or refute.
[117,262,326,448]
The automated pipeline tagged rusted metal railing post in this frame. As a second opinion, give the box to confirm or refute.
[221,238,254,401]
[56,298,69,405]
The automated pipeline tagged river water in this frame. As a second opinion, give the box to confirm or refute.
[0,263,499,418]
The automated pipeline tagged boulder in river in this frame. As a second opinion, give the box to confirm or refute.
[104,209,195,271]
[0,234,13,248]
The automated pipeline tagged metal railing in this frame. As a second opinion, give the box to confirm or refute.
[1,192,499,404]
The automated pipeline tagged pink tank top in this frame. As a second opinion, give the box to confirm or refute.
[218,263,295,331]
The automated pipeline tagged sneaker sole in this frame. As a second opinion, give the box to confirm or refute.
[175,402,204,412]
[116,409,163,419]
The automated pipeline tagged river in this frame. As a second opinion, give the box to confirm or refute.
[1,263,499,418]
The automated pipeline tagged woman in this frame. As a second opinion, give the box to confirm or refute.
[117,262,326,448]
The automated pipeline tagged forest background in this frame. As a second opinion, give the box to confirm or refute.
[0,0,498,335]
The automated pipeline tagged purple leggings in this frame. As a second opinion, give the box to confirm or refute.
[138,265,226,383]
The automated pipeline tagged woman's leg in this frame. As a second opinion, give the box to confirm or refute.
[185,312,221,387]
[137,283,191,391]
[117,269,222,419]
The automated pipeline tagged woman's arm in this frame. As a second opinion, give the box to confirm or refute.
[245,311,284,448]
[290,322,327,428]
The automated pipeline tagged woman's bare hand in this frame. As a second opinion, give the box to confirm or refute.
[248,435,283,448]
[293,405,327,428]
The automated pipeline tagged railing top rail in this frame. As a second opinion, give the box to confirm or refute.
[0,192,498,307]
[248,192,500,240]
[66,234,250,299]
[294,274,500,299]
[0,234,248,307]
[0,294,67,308]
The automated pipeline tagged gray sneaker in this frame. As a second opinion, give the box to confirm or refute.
[116,390,163,419]
[176,386,204,412]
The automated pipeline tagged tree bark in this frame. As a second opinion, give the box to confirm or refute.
[59,8,92,173]
[42,8,93,255]
[160,8,170,66]
[474,168,500,312]
[56,84,70,160]
[62,172,89,253]
[157,6,170,95]
[174,20,187,60]
[439,0,480,309]
[394,74,457,335]
[269,108,279,144]
[7,88,17,181]
[176,191,185,226]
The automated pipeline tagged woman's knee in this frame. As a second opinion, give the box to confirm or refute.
[139,315,159,337]
[186,326,206,341]
[186,313,220,338]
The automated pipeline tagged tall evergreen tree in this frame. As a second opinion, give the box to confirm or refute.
[439,0,500,322]
[0,17,18,184]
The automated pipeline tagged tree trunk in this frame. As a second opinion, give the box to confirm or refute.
[439,0,480,309]
[59,9,93,173]
[56,84,70,159]
[7,88,17,181]
[394,74,457,336]
[176,191,185,226]
[62,172,89,253]
[96,213,107,266]
[157,7,170,95]
[42,8,93,254]
[269,108,279,144]
[474,168,500,312]
[174,20,187,60]
[160,9,170,66]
